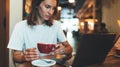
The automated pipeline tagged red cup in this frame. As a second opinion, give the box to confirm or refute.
[37,43,55,54]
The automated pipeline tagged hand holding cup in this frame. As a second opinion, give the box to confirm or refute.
[23,48,39,61]
[54,43,66,59]
[54,43,65,54]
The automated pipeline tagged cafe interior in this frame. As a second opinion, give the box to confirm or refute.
[1,0,120,67]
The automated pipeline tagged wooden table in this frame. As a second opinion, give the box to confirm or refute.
[32,52,120,67]
[15,54,71,67]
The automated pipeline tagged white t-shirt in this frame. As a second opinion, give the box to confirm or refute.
[7,20,66,51]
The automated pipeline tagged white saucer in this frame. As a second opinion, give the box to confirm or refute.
[31,59,56,67]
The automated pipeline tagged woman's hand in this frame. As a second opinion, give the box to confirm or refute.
[23,48,39,61]
[54,43,66,54]
[50,41,73,60]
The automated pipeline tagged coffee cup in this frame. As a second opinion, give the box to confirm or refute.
[37,43,55,54]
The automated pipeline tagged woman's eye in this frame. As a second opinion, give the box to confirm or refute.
[45,5,56,10]
[45,5,50,9]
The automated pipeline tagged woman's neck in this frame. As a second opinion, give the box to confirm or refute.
[37,18,44,25]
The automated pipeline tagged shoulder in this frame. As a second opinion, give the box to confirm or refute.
[15,20,28,28]
[52,20,61,27]
[13,20,29,32]
[16,20,27,26]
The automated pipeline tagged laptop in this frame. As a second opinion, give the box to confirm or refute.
[72,33,116,67]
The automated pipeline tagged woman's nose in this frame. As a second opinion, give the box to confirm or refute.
[49,9,54,15]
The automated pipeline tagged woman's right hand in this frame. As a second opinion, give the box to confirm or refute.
[23,48,39,61]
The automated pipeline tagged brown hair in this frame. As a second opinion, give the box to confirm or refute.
[27,0,59,26]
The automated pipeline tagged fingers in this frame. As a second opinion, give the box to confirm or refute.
[55,49,65,54]
[25,48,38,55]
[25,48,37,52]
[23,48,39,61]
[54,43,66,54]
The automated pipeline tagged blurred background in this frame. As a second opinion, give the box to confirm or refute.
[0,0,120,67]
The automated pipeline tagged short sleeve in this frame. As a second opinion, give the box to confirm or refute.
[7,22,25,50]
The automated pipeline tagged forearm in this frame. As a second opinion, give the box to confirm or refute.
[62,41,73,60]
[12,50,26,63]
[65,45,73,55]
[12,48,39,63]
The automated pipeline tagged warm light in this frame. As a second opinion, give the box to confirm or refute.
[81,22,84,26]
[80,22,84,30]
[85,19,98,23]
[117,20,120,27]
[88,21,94,30]
[84,19,96,31]
[56,54,62,59]
[88,1,94,8]
[68,0,75,3]
[57,6,62,11]
[25,0,31,14]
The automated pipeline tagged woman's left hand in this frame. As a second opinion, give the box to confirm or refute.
[54,43,66,54]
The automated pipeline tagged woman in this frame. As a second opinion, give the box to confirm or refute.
[7,0,73,67]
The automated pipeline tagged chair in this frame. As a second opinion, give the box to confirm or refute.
[72,33,116,67]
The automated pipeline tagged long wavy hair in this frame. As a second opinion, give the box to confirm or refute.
[27,0,59,26]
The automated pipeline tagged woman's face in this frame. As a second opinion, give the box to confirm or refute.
[38,0,57,20]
